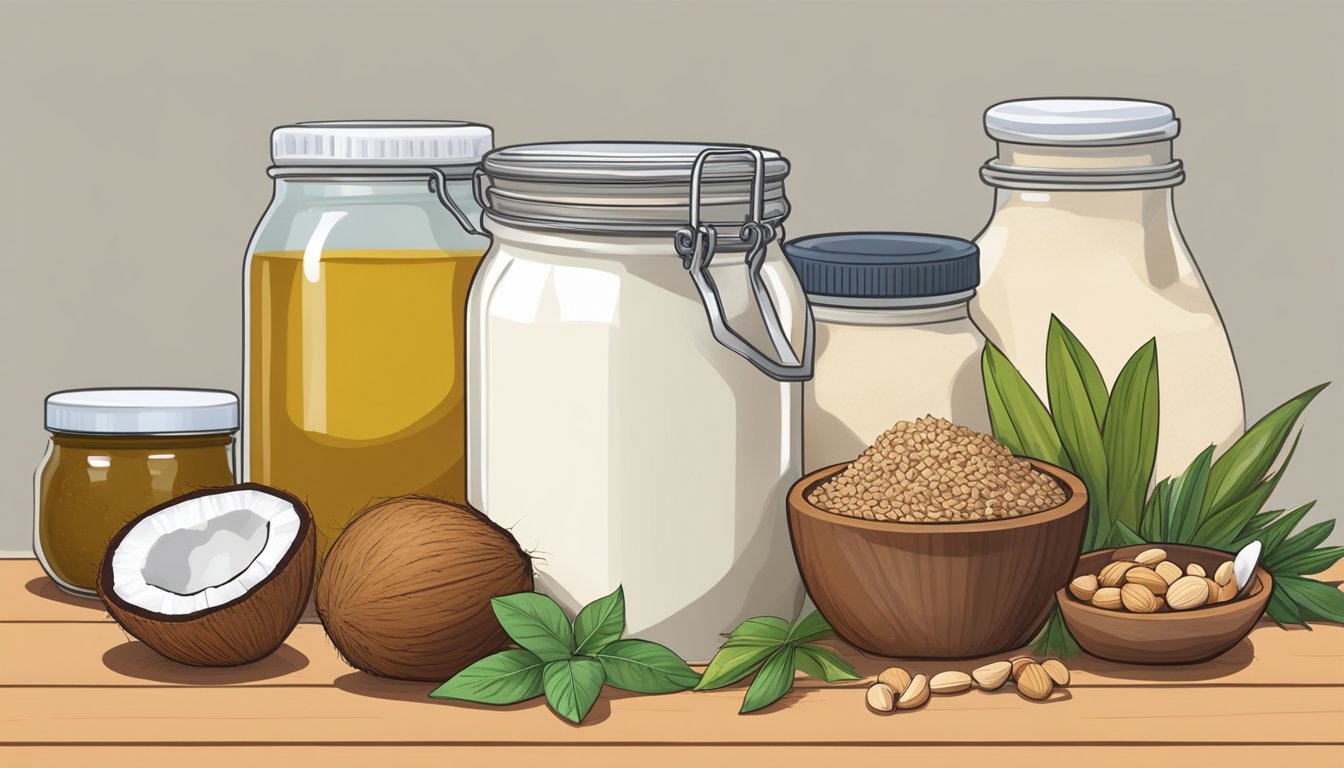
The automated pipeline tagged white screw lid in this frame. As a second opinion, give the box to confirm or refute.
[45,389,239,435]
[985,99,1179,146]
[271,120,493,166]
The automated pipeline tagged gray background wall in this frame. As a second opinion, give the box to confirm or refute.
[1,0,1340,554]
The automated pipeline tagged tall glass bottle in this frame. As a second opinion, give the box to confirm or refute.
[970,99,1244,481]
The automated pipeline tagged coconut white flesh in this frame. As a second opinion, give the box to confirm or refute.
[111,489,300,616]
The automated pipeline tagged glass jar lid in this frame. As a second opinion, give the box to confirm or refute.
[784,232,980,308]
[45,389,239,435]
[984,99,1179,146]
[478,141,791,234]
[271,120,493,168]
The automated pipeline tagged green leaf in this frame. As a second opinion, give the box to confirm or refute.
[1275,576,1344,624]
[1050,316,1109,427]
[694,643,778,691]
[1102,338,1159,539]
[725,616,791,645]
[1267,520,1336,570]
[1046,318,1111,549]
[794,645,860,682]
[491,592,575,662]
[1028,608,1081,658]
[1167,445,1215,543]
[739,647,797,714]
[1260,502,1317,557]
[429,649,546,705]
[594,639,700,694]
[1203,383,1328,517]
[1275,547,1344,578]
[542,657,606,724]
[786,611,834,645]
[573,586,625,655]
[982,342,1070,470]
[1107,520,1146,548]
[1267,585,1308,628]
[1141,477,1172,542]
[1196,432,1301,550]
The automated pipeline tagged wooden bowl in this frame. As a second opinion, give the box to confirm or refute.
[1057,544,1272,664]
[787,460,1088,659]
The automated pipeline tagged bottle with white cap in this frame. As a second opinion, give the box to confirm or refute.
[243,121,493,564]
[970,99,1245,482]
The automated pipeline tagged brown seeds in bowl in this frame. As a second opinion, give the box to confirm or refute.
[807,416,1065,523]
[1124,566,1168,595]
[1133,547,1167,566]
[1074,552,1252,614]
[1091,587,1123,610]
[1099,560,1138,588]
[1167,575,1212,611]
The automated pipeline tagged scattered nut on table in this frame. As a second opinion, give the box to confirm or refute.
[864,657,1070,713]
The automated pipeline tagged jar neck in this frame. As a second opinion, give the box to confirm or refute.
[274,177,469,203]
[982,140,1183,191]
[50,432,236,449]
[811,298,972,327]
[484,215,774,258]
[990,186,1174,220]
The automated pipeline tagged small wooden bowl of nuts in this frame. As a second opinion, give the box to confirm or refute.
[1057,544,1272,665]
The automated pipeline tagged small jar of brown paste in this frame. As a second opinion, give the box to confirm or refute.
[34,389,238,596]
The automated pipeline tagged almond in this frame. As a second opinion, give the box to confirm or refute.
[866,682,895,712]
[972,660,1011,691]
[1186,562,1206,578]
[930,670,972,694]
[1016,663,1053,701]
[1121,583,1159,613]
[897,674,929,709]
[1155,560,1183,585]
[1041,659,1070,687]
[1134,547,1167,566]
[1167,575,1210,611]
[878,666,912,695]
[1124,566,1168,595]
[1091,587,1123,610]
[1217,579,1238,603]
[1010,656,1035,681]
[1099,560,1138,588]
[1214,560,1235,587]
[1154,596,1166,611]
[1203,577,1221,605]
[1069,574,1099,601]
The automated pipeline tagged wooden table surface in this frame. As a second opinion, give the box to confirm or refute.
[3,558,1342,765]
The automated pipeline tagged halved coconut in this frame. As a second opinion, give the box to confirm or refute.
[97,483,314,667]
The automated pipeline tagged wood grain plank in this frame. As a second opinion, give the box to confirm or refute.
[2,685,1341,746]
[2,745,1341,766]
[6,559,1341,623]
[4,619,1343,689]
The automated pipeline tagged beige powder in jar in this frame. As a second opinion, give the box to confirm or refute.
[807,416,1065,523]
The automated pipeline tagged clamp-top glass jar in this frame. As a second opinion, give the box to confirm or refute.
[244,121,492,564]
[468,143,811,659]
[971,99,1244,480]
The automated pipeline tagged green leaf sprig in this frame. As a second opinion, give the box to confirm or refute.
[430,586,699,724]
[983,316,1341,655]
[695,611,859,714]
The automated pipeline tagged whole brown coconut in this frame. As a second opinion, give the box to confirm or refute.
[316,495,533,681]
[97,483,315,667]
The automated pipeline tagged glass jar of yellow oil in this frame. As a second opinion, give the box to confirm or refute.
[244,121,493,564]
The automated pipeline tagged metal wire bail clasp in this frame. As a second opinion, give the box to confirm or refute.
[428,166,485,236]
[673,147,814,382]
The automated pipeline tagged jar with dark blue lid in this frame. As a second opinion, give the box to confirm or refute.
[783,232,991,470]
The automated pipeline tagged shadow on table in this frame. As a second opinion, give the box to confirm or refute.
[102,641,310,684]
[333,672,628,726]
[1064,636,1256,682]
[24,576,108,614]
